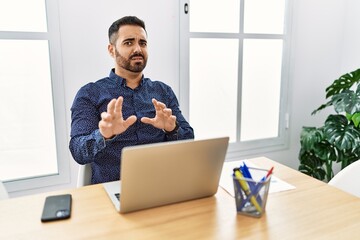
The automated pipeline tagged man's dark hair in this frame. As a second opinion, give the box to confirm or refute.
[108,16,146,44]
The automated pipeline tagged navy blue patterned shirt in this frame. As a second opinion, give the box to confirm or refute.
[69,69,194,184]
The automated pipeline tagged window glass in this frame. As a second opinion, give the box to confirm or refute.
[180,0,291,158]
[241,39,283,141]
[0,0,47,32]
[0,0,68,194]
[189,0,240,33]
[0,39,57,181]
[189,38,239,141]
[243,0,286,34]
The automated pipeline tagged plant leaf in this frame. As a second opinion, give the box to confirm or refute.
[351,113,360,127]
[300,127,324,150]
[331,89,360,114]
[324,114,360,150]
[298,149,326,181]
[325,68,360,99]
[312,101,332,115]
[337,149,360,168]
[312,69,360,115]
[313,140,338,162]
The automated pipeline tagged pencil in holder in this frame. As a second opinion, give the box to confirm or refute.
[232,167,272,218]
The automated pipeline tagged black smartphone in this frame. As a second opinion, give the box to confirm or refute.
[41,194,72,222]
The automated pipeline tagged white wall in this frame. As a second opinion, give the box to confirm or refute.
[10,0,360,196]
[59,0,181,189]
[341,0,360,71]
[264,0,360,169]
[265,0,356,169]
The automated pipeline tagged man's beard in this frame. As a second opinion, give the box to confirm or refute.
[115,48,147,73]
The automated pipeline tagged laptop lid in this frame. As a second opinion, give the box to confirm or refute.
[104,136,229,213]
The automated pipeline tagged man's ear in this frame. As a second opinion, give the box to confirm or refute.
[108,44,115,57]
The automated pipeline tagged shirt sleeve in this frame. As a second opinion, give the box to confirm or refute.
[69,85,107,164]
[69,129,107,164]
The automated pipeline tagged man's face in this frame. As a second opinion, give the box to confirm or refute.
[110,25,148,73]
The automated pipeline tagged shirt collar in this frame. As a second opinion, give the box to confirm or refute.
[109,68,145,88]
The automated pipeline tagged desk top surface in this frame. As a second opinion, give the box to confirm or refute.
[1,157,360,240]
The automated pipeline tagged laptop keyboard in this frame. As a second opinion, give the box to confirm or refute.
[115,193,120,201]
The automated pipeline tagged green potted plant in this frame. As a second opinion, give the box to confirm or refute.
[298,68,360,182]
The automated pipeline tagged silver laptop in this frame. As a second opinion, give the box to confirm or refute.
[103,137,229,213]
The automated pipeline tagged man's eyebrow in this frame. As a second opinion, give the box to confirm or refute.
[122,38,147,43]
[122,37,135,42]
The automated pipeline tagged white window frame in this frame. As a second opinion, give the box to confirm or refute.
[179,0,293,160]
[0,0,70,193]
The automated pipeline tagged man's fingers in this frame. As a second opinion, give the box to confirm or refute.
[152,98,166,111]
[107,98,116,113]
[99,119,112,129]
[163,108,172,116]
[140,117,153,125]
[124,115,137,128]
[170,115,176,122]
[101,112,111,121]
[114,96,123,114]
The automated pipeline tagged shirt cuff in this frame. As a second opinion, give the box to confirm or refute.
[94,129,108,149]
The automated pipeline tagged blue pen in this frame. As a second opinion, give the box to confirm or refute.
[239,166,274,209]
[240,163,252,178]
[238,164,264,209]
[240,163,262,203]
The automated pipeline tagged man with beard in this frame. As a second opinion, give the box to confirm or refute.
[69,16,194,184]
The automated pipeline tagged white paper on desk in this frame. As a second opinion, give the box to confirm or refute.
[219,160,296,197]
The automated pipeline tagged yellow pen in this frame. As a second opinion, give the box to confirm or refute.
[234,169,262,213]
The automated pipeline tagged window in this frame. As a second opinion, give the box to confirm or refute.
[180,0,292,159]
[0,0,69,192]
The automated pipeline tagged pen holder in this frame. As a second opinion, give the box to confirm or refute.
[233,167,272,218]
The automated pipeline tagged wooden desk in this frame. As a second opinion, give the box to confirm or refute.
[1,157,360,239]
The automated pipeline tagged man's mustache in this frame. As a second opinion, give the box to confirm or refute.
[130,53,144,59]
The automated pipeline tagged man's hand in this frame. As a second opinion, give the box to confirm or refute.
[99,96,137,139]
[141,98,177,132]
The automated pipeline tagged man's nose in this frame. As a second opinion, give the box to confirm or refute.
[133,43,142,53]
